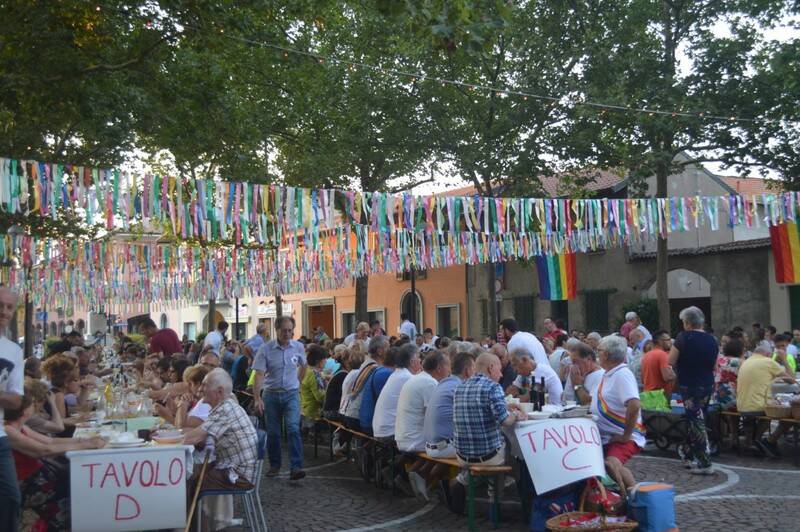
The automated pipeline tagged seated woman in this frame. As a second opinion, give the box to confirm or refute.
[156,365,211,428]
[300,344,329,427]
[322,345,350,421]
[5,385,105,531]
[715,337,743,411]
[23,378,65,436]
[41,355,90,436]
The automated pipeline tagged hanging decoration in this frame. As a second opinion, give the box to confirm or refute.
[769,220,800,284]
[0,156,792,308]
[535,253,577,300]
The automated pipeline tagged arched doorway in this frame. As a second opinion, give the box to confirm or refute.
[202,311,225,333]
[49,322,57,337]
[400,290,423,331]
[647,269,712,333]
[160,313,168,330]
[75,319,85,333]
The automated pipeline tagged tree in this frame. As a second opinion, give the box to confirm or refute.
[271,5,437,326]
[574,0,799,329]
[414,2,596,333]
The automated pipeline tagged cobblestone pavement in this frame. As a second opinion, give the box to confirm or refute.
[222,438,800,532]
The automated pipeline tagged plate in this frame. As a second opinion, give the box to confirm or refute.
[108,439,147,448]
[527,412,552,420]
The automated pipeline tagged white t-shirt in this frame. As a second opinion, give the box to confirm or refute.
[563,368,605,403]
[339,369,360,413]
[399,320,418,340]
[203,330,224,355]
[395,371,438,452]
[507,331,549,368]
[549,348,568,374]
[0,337,24,438]
[372,368,412,437]
[513,363,563,406]
[591,364,645,448]
[188,399,211,420]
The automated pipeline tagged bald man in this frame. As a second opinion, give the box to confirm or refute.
[491,343,517,391]
[449,353,524,510]
[0,287,23,530]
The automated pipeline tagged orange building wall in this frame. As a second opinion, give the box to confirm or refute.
[281,264,468,339]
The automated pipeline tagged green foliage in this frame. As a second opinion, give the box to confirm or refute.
[616,299,660,336]
[195,331,207,345]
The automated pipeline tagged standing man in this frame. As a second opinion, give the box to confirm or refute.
[370,319,386,337]
[0,287,23,530]
[252,316,307,480]
[138,317,182,357]
[204,320,229,356]
[501,318,549,367]
[244,322,269,357]
[399,312,418,340]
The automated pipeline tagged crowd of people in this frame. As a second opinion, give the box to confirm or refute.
[2,281,799,530]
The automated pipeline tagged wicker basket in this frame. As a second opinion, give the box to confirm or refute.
[546,480,638,531]
[765,403,792,419]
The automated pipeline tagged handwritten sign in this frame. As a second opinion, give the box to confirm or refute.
[514,417,605,494]
[67,446,190,532]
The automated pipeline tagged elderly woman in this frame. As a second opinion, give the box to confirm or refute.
[669,306,718,475]
[5,383,105,531]
[300,344,329,424]
[592,335,645,490]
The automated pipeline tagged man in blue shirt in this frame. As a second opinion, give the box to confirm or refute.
[358,344,395,434]
[423,352,476,458]
[244,322,269,356]
[252,316,307,480]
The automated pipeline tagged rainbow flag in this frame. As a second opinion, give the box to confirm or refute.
[535,253,577,300]
[770,220,800,283]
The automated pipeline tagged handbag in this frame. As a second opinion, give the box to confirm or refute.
[583,477,627,516]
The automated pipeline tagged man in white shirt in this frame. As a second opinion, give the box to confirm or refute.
[399,313,418,341]
[396,352,451,452]
[563,342,605,405]
[501,318,549,367]
[508,348,563,406]
[373,344,421,438]
[0,287,24,530]
[203,320,229,356]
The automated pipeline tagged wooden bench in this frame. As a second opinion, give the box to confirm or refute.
[719,411,800,466]
[415,451,512,531]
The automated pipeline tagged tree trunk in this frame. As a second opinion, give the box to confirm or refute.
[355,275,369,325]
[24,294,33,358]
[274,293,283,318]
[655,161,670,331]
[486,262,497,336]
[207,299,216,332]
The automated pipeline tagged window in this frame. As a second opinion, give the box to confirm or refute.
[183,322,197,340]
[513,296,536,332]
[396,269,427,281]
[341,309,385,337]
[584,291,611,333]
[436,304,460,338]
[233,323,248,341]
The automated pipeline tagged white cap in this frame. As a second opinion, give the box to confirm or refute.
[625,311,638,321]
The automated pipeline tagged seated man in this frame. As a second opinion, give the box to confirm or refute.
[737,342,796,456]
[424,352,476,458]
[592,335,646,488]
[184,369,259,506]
[452,353,526,511]
[508,348,564,405]
[563,341,605,405]
[372,344,421,439]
